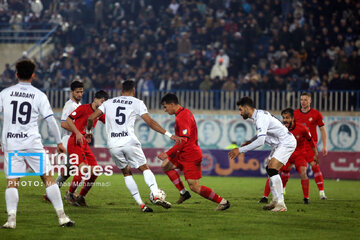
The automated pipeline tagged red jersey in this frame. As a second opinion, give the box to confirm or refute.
[289,121,315,156]
[166,107,202,161]
[68,104,105,137]
[294,108,324,144]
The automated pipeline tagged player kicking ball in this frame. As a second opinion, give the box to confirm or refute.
[64,90,108,206]
[158,93,230,211]
[86,80,182,212]
[229,97,296,212]
[259,108,318,205]
[0,59,74,228]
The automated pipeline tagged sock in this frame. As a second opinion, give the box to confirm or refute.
[124,175,144,206]
[264,178,271,198]
[199,186,223,204]
[46,184,65,218]
[165,170,185,192]
[269,174,284,203]
[312,165,324,191]
[56,175,70,188]
[69,173,83,193]
[301,179,309,199]
[5,188,19,217]
[79,174,98,197]
[281,171,290,188]
[143,169,159,194]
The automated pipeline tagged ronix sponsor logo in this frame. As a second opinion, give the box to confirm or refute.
[111,131,128,137]
[7,132,28,138]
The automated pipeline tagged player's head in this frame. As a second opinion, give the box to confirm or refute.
[138,122,150,141]
[234,123,246,144]
[122,80,135,96]
[94,90,109,108]
[70,81,84,103]
[237,97,254,120]
[161,93,179,115]
[300,92,312,109]
[16,59,36,81]
[338,124,351,147]
[281,108,294,129]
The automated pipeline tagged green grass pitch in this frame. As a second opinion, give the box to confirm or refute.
[0,173,359,240]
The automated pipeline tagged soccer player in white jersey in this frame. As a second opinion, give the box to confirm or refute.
[43,81,84,202]
[229,97,296,212]
[0,59,74,228]
[86,80,183,212]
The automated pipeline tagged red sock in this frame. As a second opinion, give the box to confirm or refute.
[200,186,223,203]
[165,170,185,192]
[281,171,290,188]
[301,179,309,199]
[264,178,271,197]
[69,173,83,193]
[80,175,98,197]
[312,165,324,191]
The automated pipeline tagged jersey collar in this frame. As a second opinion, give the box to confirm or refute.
[300,108,312,114]
[89,103,95,112]
[250,109,258,120]
[289,121,296,131]
[175,107,184,116]
[18,81,31,85]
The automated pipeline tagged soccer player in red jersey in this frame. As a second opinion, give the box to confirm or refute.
[294,92,328,199]
[259,108,318,204]
[65,90,108,206]
[157,93,230,211]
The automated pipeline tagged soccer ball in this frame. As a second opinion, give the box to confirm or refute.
[149,189,167,204]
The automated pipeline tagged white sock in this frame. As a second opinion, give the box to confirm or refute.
[5,188,19,217]
[270,174,284,202]
[319,190,325,195]
[56,175,70,188]
[124,176,144,206]
[46,184,65,218]
[143,169,159,194]
[180,189,187,195]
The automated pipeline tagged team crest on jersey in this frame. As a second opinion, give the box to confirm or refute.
[182,129,188,135]
[309,117,313,122]
[72,112,76,116]
[296,135,300,139]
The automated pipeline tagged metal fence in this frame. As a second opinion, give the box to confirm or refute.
[0,23,57,43]
[46,89,360,112]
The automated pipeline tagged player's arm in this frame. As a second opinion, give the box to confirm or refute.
[319,125,327,156]
[305,130,319,165]
[61,121,72,132]
[86,109,103,138]
[141,113,184,144]
[66,116,85,145]
[241,135,258,147]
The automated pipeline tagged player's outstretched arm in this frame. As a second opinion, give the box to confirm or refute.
[86,109,103,140]
[66,116,85,145]
[61,121,72,132]
[45,115,65,153]
[319,126,328,156]
[141,113,184,144]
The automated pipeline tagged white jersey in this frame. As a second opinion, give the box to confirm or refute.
[61,98,81,137]
[98,96,148,149]
[0,82,54,151]
[250,109,296,148]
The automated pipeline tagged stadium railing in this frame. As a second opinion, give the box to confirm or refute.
[46,89,360,112]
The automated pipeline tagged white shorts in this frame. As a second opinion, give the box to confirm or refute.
[4,149,53,179]
[268,144,296,165]
[109,144,147,170]
[62,135,70,152]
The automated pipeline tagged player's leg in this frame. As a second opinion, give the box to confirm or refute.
[280,163,292,194]
[41,174,75,226]
[161,156,190,204]
[3,179,19,229]
[309,160,327,199]
[138,164,171,209]
[298,165,309,204]
[56,136,71,188]
[259,178,270,203]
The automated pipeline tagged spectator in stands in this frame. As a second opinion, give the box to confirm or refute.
[210,58,228,81]
[215,49,229,68]
[199,75,212,91]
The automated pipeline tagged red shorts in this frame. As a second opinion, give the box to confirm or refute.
[281,152,307,173]
[304,147,316,163]
[67,136,97,166]
[169,153,202,180]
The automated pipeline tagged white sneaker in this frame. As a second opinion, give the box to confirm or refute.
[263,200,277,210]
[153,197,172,209]
[320,192,327,200]
[2,221,16,229]
[59,216,75,227]
[271,202,287,212]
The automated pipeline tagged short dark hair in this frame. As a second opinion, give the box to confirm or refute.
[301,92,312,98]
[122,80,135,92]
[237,97,254,108]
[95,90,109,100]
[161,93,179,104]
[16,59,36,80]
[70,81,84,91]
[281,108,294,117]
